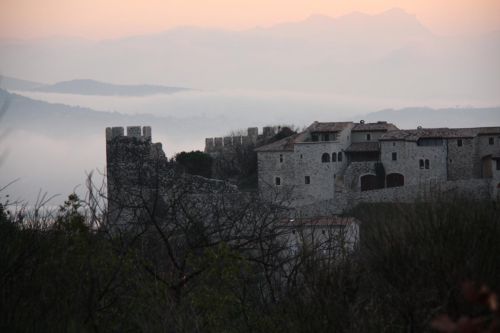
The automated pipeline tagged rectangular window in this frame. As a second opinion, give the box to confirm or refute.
[338,152,343,162]
[425,159,430,169]
[322,133,329,142]
[489,137,494,145]
[279,154,283,163]
[275,177,281,186]
[305,176,310,184]
[419,159,424,169]
[366,133,371,141]
[312,134,319,142]
[392,152,397,161]
[457,139,463,147]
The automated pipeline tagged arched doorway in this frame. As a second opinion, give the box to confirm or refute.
[386,173,404,188]
[360,174,378,191]
[481,156,492,178]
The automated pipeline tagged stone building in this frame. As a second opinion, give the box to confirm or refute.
[256,121,500,212]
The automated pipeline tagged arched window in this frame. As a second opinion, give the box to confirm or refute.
[425,159,430,169]
[332,152,337,162]
[386,173,404,188]
[419,159,424,169]
[338,152,343,162]
[321,153,330,163]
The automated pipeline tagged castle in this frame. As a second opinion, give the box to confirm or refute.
[104,122,499,251]
[253,121,500,215]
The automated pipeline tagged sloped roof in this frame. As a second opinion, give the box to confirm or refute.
[380,128,477,141]
[254,134,299,152]
[345,142,380,153]
[308,121,353,133]
[477,127,500,136]
[352,122,398,132]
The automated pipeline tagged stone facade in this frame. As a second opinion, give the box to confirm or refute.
[256,121,500,213]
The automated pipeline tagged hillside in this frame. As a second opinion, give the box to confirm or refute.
[28,79,190,96]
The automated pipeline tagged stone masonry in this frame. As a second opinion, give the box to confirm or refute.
[255,121,500,213]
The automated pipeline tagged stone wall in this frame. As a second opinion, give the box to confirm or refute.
[293,178,495,218]
[257,151,297,202]
[106,126,239,231]
[380,140,447,186]
[447,137,476,180]
[205,126,276,153]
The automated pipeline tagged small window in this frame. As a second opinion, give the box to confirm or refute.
[321,153,330,163]
[392,152,397,161]
[300,154,303,159]
[425,159,430,169]
[322,133,329,142]
[275,177,281,186]
[393,142,396,146]
[457,139,463,147]
[338,152,343,162]
[496,160,500,171]
[419,159,424,169]
[305,176,310,184]
[279,154,283,163]
[489,137,494,145]
[332,152,337,162]
[366,133,371,141]
[312,134,319,142]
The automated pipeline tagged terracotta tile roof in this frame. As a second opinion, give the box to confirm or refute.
[380,128,476,141]
[308,121,353,133]
[352,122,398,132]
[477,127,500,135]
[345,142,380,152]
[279,216,358,227]
[254,134,299,152]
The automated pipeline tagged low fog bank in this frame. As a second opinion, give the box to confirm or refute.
[1,89,499,204]
[13,89,499,123]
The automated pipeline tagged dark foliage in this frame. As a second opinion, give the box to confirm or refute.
[0,195,499,332]
[175,150,213,178]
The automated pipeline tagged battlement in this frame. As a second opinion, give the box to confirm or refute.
[105,126,152,142]
[205,126,278,153]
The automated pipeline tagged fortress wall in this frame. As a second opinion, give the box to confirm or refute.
[204,127,265,152]
[293,178,494,218]
[106,126,152,141]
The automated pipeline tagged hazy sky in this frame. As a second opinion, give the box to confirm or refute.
[1,0,499,40]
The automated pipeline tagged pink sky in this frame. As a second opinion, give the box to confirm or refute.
[1,0,500,40]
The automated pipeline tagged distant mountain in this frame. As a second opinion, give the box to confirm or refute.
[1,8,498,104]
[27,79,190,96]
[0,89,221,140]
[0,75,45,91]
